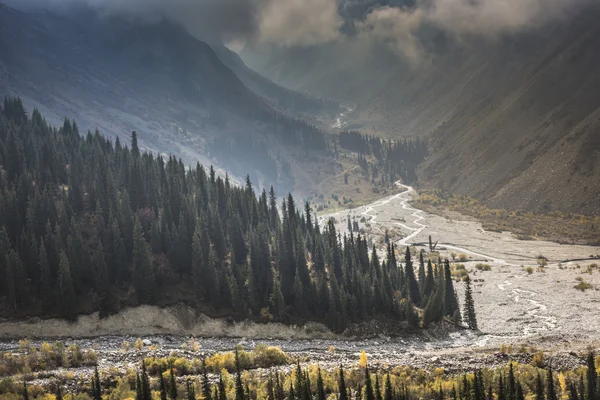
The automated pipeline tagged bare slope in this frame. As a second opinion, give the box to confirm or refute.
[242,9,600,214]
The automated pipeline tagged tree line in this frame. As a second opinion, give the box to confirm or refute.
[338,131,428,185]
[19,350,600,400]
[0,97,469,332]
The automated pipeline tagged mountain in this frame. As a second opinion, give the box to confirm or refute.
[210,42,340,117]
[0,3,332,194]
[241,8,600,215]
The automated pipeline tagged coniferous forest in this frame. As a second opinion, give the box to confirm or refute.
[0,98,466,332]
[338,131,428,184]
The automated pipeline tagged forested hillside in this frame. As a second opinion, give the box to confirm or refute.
[0,3,329,194]
[338,131,428,185]
[0,98,468,332]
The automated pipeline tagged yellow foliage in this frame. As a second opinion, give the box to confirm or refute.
[18,340,31,354]
[359,351,368,368]
[432,368,445,378]
[189,338,201,352]
[252,345,289,368]
[532,352,545,368]
[558,372,568,399]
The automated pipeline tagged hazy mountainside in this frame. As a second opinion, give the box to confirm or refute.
[210,42,340,117]
[240,41,400,104]
[0,3,330,193]
[242,8,600,215]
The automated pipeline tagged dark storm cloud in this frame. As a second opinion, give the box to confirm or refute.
[6,0,595,50]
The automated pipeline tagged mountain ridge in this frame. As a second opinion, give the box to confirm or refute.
[0,3,333,193]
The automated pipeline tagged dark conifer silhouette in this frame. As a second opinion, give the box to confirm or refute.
[0,97,471,332]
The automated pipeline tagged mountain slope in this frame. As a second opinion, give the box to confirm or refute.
[211,42,339,117]
[242,8,600,215]
[0,3,331,193]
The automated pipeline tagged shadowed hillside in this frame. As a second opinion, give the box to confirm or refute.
[242,7,600,215]
[0,3,331,194]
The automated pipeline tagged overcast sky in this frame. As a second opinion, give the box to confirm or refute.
[6,0,593,56]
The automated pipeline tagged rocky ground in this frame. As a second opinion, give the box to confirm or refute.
[320,184,600,348]
[1,333,597,387]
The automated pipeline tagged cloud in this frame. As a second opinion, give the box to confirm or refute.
[425,0,581,37]
[5,0,265,42]
[258,0,343,46]
[7,0,593,51]
[352,0,590,60]
[356,5,425,62]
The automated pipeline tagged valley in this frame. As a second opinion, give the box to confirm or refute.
[321,184,600,345]
[1,1,600,398]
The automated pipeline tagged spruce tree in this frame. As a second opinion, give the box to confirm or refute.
[142,362,151,400]
[569,383,579,400]
[303,371,311,400]
[384,373,393,400]
[364,366,375,400]
[202,359,212,400]
[498,376,506,400]
[547,368,558,400]
[463,275,477,330]
[186,380,196,400]
[339,366,349,400]
[23,379,28,400]
[235,350,245,400]
[461,375,471,400]
[270,273,286,321]
[536,372,546,400]
[218,375,227,400]
[317,367,326,400]
[160,370,168,400]
[93,366,102,400]
[132,217,155,303]
[508,363,516,400]
[423,283,444,327]
[587,352,597,400]
[57,250,75,317]
[375,373,383,400]
[405,298,420,329]
[404,247,421,305]
[516,382,525,400]
[38,240,51,305]
[136,374,143,400]
[170,365,178,400]
[418,251,426,294]
[443,260,460,321]
[473,371,483,400]
[267,374,275,400]
[294,363,304,400]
